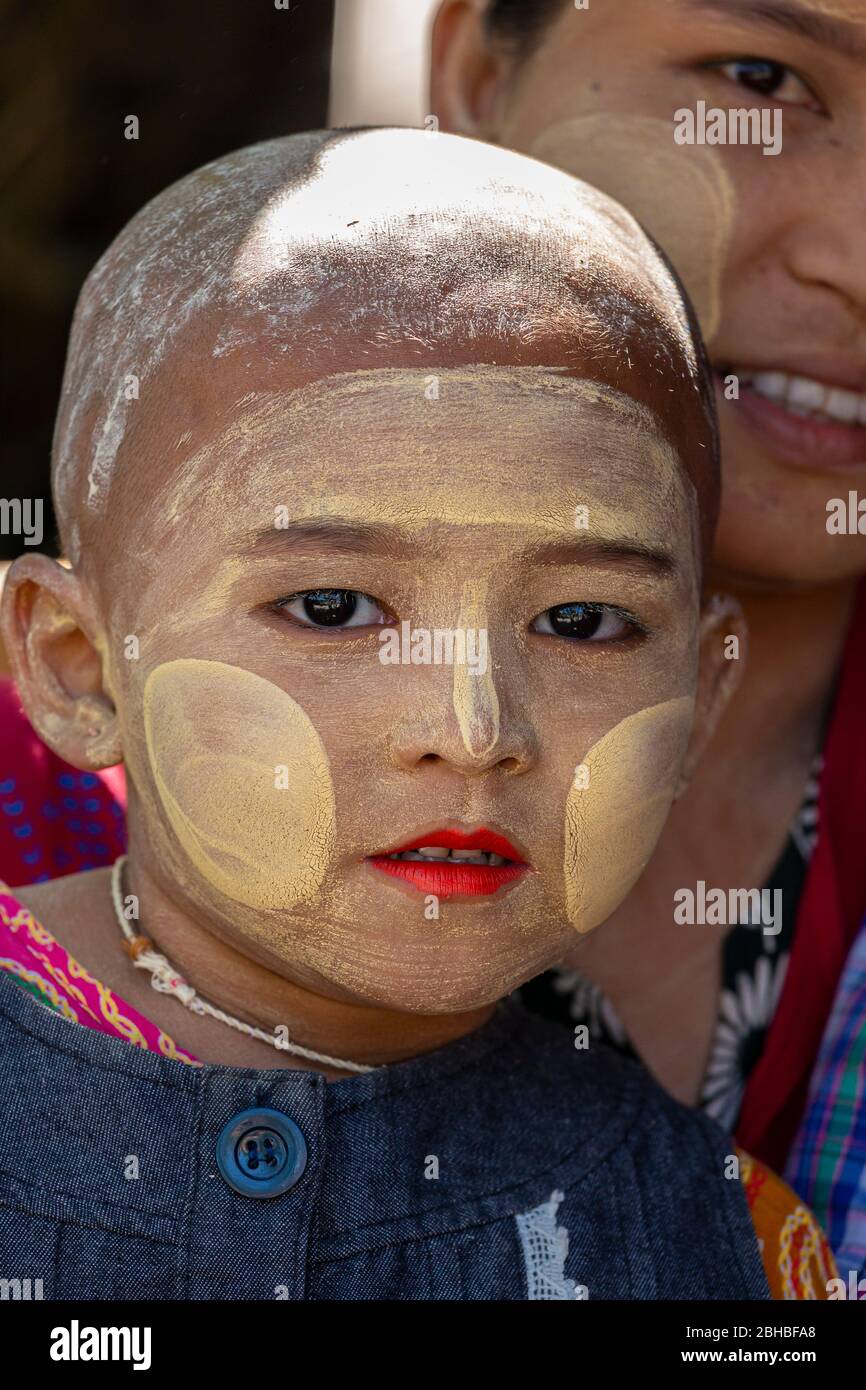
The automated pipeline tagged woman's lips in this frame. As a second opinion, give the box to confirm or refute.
[721,374,866,473]
[366,826,530,899]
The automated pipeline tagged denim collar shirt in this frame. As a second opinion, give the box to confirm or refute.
[0,977,771,1301]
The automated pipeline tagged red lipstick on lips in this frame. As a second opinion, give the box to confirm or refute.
[366,827,530,898]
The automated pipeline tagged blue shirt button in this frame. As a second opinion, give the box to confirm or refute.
[216,1107,308,1199]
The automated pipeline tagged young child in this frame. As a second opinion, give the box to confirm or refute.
[0,128,833,1300]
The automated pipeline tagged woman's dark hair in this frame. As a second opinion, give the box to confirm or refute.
[486,0,570,51]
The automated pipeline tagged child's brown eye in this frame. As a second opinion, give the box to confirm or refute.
[532,603,636,642]
[276,589,388,629]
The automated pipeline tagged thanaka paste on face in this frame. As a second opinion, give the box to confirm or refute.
[151,367,694,543]
[118,366,696,686]
[128,366,701,962]
[143,659,335,911]
[111,364,701,989]
[35,124,720,1015]
[563,696,694,934]
[530,116,735,344]
[52,127,713,569]
[453,581,500,758]
[117,365,701,708]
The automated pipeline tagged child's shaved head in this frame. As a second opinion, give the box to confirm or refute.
[7,127,746,1024]
[53,127,718,575]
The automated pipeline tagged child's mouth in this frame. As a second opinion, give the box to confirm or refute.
[366,827,530,898]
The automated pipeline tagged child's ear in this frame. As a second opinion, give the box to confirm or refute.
[676,594,748,796]
[430,0,511,139]
[0,553,122,770]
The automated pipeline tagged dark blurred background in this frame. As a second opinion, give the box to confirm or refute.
[0,0,335,559]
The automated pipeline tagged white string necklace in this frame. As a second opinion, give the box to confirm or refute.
[110,855,373,1075]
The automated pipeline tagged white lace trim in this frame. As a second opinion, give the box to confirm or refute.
[516,1190,579,1300]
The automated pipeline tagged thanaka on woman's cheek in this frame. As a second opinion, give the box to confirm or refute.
[529,117,735,347]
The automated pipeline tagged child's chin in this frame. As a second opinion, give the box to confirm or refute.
[357,965,533,1017]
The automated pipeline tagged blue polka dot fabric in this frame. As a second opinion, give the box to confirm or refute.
[0,681,126,887]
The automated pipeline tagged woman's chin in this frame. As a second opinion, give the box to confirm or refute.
[711,432,866,588]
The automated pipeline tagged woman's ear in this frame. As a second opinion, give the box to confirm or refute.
[430,0,511,138]
[0,553,122,769]
[676,593,748,796]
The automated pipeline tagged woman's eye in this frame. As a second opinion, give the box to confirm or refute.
[709,57,818,110]
[275,589,388,630]
[531,603,636,642]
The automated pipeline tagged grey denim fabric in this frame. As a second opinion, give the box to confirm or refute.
[0,975,770,1301]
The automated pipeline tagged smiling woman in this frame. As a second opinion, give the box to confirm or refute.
[441,0,866,523]
[431,0,866,1204]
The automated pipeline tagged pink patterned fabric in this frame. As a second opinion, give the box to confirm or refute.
[0,678,127,888]
[0,885,200,1066]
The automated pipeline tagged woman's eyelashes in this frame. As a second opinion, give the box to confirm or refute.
[705,56,823,113]
[531,603,644,644]
[274,588,391,630]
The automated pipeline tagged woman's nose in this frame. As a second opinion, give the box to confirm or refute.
[782,162,866,326]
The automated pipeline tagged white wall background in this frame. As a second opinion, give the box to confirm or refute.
[329,0,441,128]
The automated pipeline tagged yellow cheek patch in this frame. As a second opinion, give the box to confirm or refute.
[564,696,694,934]
[143,659,335,911]
[531,115,735,344]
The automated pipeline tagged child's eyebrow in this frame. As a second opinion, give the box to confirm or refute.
[685,0,866,60]
[236,519,679,578]
[528,538,678,578]
[237,519,408,559]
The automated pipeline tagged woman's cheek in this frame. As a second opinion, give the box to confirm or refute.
[527,115,736,345]
[143,658,335,911]
[563,695,694,934]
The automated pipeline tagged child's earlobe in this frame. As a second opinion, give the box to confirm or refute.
[0,554,122,770]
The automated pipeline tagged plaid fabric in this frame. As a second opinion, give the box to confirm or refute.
[786,918,866,1285]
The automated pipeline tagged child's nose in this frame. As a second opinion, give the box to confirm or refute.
[452,614,497,757]
[388,584,538,774]
[390,673,538,777]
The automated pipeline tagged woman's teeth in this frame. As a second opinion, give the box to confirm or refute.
[387,847,508,866]
[741,371,866,425]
